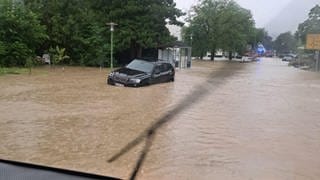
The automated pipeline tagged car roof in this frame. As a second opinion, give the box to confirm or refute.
[133,58,171,65]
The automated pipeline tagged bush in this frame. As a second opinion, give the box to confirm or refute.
[0,1,47,67]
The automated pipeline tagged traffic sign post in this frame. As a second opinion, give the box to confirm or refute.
[306,34,320,71]
[306,34,320,50]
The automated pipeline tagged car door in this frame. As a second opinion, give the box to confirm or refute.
[163,63,175,82]
[159,63,172,82]
[160,63,170,82]
[151,64,162,84]
[167,63,174,81]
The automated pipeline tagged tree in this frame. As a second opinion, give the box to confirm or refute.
[50,46,70,67]
[296,5,320,43]
[251,28,273,50]
[193,0,227,60]
[109,0,184,59]
[0,0,47,67]
[217,1,255,59]
[183,0,255,61]
[182,19,209,59]
[23,0,183,66]
[261,35,273,51]
[274,32,297,54]
[25,57,34,75]
[24,0,111,66]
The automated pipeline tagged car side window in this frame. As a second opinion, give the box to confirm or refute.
[160,64,167,72]
[165,64,172,71]
[154,65,161,74]
[161,64,171,72]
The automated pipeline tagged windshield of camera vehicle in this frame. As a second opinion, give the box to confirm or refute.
[1,0,320,180]
[126,59,155,73]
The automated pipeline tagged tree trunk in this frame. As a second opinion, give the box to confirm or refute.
[228,51,232,61]
[200,51,204,60]
[210,50,215,61]
[199,51,205,60]
[130,42,136,59]
[136,45,142,58]
[130,42,143,59]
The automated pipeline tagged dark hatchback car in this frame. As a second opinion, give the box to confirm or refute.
[107,59,175,87]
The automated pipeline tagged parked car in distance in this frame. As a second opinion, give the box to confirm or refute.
[107,59,175,87]
[265,50,274,57]
[241,56,253,62]
[282,54,297,62]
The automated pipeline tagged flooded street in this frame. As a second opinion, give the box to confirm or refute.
[1,58,320,179]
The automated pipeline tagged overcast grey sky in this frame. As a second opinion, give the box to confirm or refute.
[174,0,292,27]
[173,0,319,38]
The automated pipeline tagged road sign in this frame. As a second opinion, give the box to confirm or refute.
[306,34,320,50]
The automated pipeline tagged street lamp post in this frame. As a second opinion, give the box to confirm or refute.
[189,33,193,68]
[106,22,117,69]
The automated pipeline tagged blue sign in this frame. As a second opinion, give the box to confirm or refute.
[256,43,266,55]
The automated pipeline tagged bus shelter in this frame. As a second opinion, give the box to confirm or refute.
[158,41,192,69]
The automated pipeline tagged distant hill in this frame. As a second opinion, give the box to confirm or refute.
[265,0,319,38]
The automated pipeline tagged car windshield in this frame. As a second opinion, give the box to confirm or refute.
[1,0,320,180]
[126,59,155,73]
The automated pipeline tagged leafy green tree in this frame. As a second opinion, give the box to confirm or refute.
[192,0,227,60]
[109,0,184,59]
[24,0,183,65]
[253,28,266,45]
[184,0,255,60]
[24,0,110,66]
[25,57,34,75]
[249,28,273,50]
[0,0,47,67]
[296,5,320,43]
[217,1,255,59]
[261,35,273,51]
[274,32,297,54]
[50,46,70,68]
[182,22,208,59]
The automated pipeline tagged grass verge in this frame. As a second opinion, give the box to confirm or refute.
[0,67,28,76]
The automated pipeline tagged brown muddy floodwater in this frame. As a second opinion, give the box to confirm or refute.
[1,59,320,179]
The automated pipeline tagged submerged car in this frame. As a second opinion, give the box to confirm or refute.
[107,59,175,87]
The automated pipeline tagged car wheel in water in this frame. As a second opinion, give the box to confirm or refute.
[142,78,151,86]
